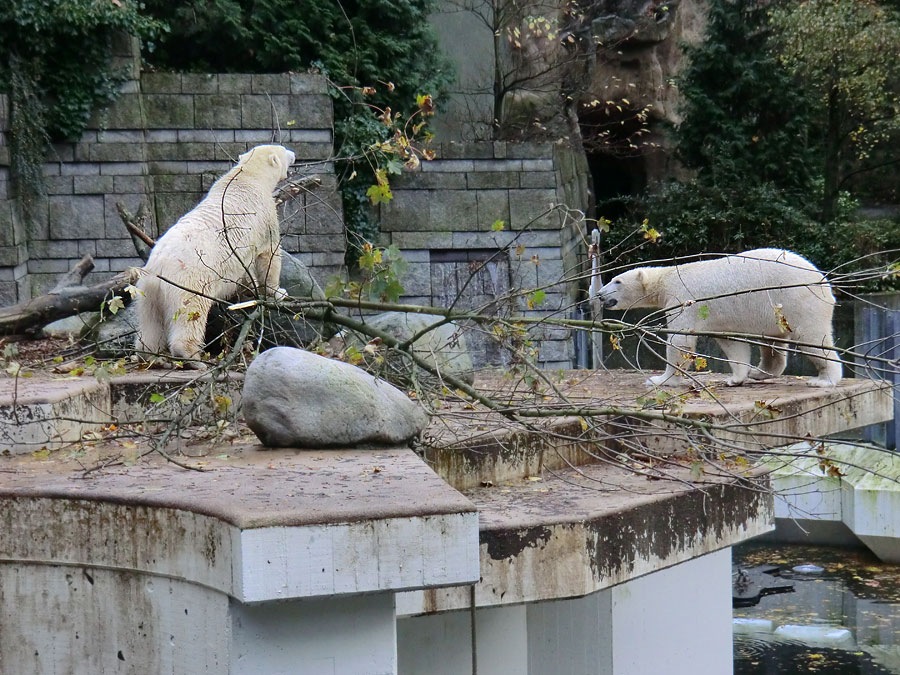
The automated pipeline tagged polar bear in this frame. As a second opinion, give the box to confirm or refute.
[595,248,842,387]
[135,144,295,367]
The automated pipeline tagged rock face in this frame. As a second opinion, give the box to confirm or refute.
[242,346,430,448]
[344,312,476,386]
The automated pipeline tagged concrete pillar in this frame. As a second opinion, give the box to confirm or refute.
[527,547,734,675]
[231,593,398,675]
[398,604,527,675]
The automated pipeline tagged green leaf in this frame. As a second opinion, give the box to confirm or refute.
[324,276,346,299]
[698,305,710,320]
[527,289,546,309]
[689,460,704,481]
[491,219,505,232]
[149,393,165,404]
[385,158,403,175]
[366,183,393,205]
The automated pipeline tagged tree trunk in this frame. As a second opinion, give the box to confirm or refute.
[821,85,842,223]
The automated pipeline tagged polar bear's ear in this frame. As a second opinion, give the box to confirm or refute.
[268,151,283,171]
[635,269,645,289]
[237,149,253,165]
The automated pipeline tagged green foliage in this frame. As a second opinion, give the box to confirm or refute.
[769,0,900,221]
[143,0,452,264]
[676,0,819,194]
[0,1,159,225]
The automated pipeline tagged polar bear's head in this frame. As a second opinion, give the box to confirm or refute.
[237,144,296,182]
[595,268,656,309]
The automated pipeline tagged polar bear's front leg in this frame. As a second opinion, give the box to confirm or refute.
[254,244,284,301]
[646,333,696,387]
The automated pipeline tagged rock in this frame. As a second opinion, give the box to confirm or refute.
[41,312,99,339]
[280,251,326,300]
[344,311,476,386]
[263,251,335,347]
[242,346,430,448]
[72,304,138,357]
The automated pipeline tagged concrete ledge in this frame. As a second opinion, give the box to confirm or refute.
[424,371,892,490]
[766,442,900,562]
[0,447,479,602]
[0,377,110,452]
[398,463,773,615]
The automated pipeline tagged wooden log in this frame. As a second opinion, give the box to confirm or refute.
[49,255,95,293]
[0,267,140,337]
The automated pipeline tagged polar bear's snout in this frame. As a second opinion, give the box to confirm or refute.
[595,292,618,309]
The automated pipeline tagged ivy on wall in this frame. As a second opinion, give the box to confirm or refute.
[141,0,452,257]
[0,1,159,223]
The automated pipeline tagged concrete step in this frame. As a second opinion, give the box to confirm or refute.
[0,377,110,453]
[0,371,245,455]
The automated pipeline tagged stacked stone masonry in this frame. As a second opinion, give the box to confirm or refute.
[379,141,591,369]
[0,72,344,303]
[1,68,592,369]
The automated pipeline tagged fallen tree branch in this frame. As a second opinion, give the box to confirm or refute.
[0,267,140,337]
[274,174,322,206]
[49,255,95,293]
[116,201,155,262]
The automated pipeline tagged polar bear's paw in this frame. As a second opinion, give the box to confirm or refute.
[646,373,683,387]
[725,376,747,387]
[806,377,837,388]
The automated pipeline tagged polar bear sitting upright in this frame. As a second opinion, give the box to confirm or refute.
[135,144,295,367]
[595,248,842,387]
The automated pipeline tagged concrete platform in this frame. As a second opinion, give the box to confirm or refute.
[425,371,892,489]
[765,442,900,562]
[398,463,772,615]
[0,367,891,674]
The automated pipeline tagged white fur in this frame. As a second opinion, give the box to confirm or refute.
[595,248,842,388]
[135,144,295,367]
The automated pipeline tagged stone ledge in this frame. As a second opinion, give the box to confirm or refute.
[424,372,892,490]
[397,463,773,615]
[0,447,479,602]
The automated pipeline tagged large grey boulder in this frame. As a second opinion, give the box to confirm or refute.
[344,312,475,386]
[280,251,325,300]
[261,251,336,347]
[242,346,429,448]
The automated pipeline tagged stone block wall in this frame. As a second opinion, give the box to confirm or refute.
[0,72,344,303]
[377,141,591,369]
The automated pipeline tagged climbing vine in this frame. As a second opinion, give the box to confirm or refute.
[0,1,159,224]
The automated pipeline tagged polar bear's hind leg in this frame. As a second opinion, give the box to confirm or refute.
[715,338,752,386]
[168,295,214,369]
[749,343,787,380]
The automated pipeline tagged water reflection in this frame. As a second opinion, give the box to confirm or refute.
[734,542,900,674]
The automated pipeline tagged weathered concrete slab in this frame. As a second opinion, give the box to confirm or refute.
[766,442,900,562]
[397,463,773,614]
[424,371,892,490]
[0,446,479,601]
[0,377,111,453]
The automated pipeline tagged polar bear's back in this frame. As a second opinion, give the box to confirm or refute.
[663,248,834,336]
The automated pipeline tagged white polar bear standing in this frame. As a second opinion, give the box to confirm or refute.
[595,248,842,388]
[135,144,295,367]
